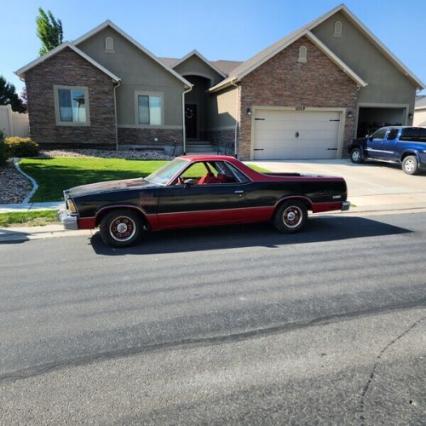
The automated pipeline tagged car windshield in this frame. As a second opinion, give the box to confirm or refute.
[145,158,189,185]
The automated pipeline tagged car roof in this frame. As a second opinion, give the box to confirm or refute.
[180,154,239,162]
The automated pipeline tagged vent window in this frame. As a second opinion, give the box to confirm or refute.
[333,21,343,37]
[298,45,307,63]
[105,36,114,52]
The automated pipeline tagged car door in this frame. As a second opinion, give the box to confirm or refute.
[381,128,399,161]
[366,128,389,159]
[155,161,248,229]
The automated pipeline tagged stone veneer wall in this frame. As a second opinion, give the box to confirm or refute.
[238,36,360,160]
[118,127,183,155]
[25,47,116,146]
[206,129,236,155]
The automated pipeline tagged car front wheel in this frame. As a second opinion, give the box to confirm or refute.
[273,200,308,233]
[402,155,419,175]
[99,209,143,247]
[350,147,363,163]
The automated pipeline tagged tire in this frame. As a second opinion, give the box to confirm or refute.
[350,147,363,163]
[273,200,308,233]
[99,209,143,247]
[402,155,419,175]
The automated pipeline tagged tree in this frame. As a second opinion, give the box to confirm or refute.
[36,8,63,56]
[0,76,26,113]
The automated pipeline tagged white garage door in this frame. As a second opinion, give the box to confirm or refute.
[253,109,342,160]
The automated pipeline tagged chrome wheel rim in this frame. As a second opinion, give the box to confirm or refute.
[109,216,136,242]
[282,206,303,229]
[404,159,415,173]
[352,150,360,162]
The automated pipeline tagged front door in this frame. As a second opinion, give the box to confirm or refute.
[185,104,197,139]
[366,128,389,159]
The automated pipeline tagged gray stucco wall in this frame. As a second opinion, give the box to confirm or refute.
[208,86,238,130]
[174,55,223,87]
[312,11,417,116]
[77,27,185,127]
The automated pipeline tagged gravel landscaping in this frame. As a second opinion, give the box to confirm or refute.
[40,149,173,160]
[0,161,32,204]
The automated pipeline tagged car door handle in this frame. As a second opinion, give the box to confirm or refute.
[234,190,245,195]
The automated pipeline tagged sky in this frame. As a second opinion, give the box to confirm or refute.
[1,0,425,94]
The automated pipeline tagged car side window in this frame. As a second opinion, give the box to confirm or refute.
[387,129,399,141]
[371,128,387,140]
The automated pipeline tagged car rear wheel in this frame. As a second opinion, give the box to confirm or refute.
[350,147,363,163]
[402,155,419,175]
[273,200,308,233]
[99,209,143,247]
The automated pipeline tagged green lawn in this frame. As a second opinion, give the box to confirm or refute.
[0,210,58,227]
[20,157,268,202]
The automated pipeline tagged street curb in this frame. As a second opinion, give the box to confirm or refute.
[13,158,38,204]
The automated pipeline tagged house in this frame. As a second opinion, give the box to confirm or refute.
[16,4,424,160]
[413,96,426,126]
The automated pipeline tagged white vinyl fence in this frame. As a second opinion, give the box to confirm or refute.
[0,105,29,137]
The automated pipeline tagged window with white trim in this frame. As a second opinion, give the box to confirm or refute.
[105,36,114,52]
[333,21,343,37]
[54,86,89,125]
[298,45,307,63]
[136,93,162,125]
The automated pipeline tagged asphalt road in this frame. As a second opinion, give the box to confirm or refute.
[0,212,425,425]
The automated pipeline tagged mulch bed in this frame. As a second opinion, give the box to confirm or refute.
[0,161,32,204]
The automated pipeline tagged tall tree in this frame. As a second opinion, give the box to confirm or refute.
[0,76,26,113]
[36,8,63,56]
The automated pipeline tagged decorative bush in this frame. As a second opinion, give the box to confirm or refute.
[0,130,7,166]
[4,137,39,157]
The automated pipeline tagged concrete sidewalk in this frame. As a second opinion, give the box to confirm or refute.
[0,201,64,213]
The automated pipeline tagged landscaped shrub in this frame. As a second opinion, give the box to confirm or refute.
[4,137,39,157]
[0,130,7,166]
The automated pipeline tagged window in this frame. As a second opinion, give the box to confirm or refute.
[333,21,343,37]
[298,46,307,63]
[136,93,162,125]
[105,36,114,52]
[400,127,426,142]
[54,86,89,125]
[387,128,399,140]
[371,128,387,139]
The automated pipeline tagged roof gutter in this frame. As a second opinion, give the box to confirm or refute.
[113,80,122,151]
[182,86,192,155]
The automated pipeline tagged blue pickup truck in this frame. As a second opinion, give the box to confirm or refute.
[349,126,426,175]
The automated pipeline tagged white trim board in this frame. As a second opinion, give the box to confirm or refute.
[16,43,121,82]
[73,20,192,88]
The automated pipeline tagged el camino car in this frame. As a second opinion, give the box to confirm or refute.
[59,155,350,247]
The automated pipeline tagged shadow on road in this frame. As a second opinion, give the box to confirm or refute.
[90,215,411,256]
[0,228,29,244]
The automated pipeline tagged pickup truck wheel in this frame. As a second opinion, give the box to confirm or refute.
[274,201,307,233]
[350,148,363,163]
[402,155,419,175]
[99,209,143,247]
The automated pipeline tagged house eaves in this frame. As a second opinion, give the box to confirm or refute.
[210,3,424,92]
[15,42,121,82]
[73,20,193,88]
[172,50,227,78]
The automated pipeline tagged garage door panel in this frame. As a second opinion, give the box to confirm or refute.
[253,109,341,160]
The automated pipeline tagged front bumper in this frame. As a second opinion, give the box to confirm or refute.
[341,201,350,211]
[58,209,78,230]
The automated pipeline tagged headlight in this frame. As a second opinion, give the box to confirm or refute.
[67,199,77,214]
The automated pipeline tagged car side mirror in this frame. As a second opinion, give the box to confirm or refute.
[184,178,196,188]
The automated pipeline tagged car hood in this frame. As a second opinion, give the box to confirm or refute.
[66,178,159,198]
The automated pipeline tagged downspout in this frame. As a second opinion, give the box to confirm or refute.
[113,80,121,151]
[230,80,240,158]
[182,86,192,155]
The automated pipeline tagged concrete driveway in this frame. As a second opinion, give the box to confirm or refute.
[250,159,426,213]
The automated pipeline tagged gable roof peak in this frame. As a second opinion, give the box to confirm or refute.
[73,20,192,88]
[173,49,227,78]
